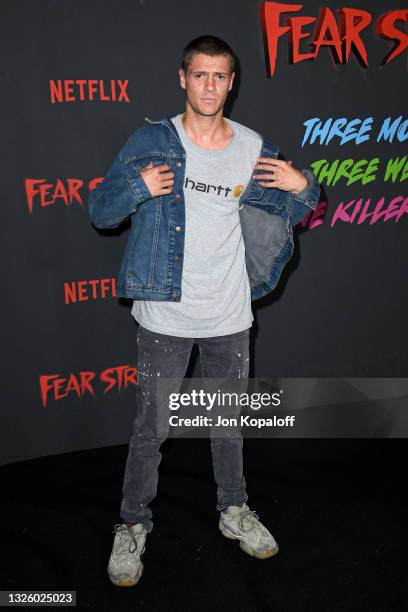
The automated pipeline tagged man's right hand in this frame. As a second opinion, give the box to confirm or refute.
[139,161,175,197]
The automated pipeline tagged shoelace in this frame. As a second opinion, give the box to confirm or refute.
[237,508,260,532]
[222,508,264,542]
[112,523,139,554]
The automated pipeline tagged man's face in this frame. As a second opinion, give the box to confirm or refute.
[179,53,235,117]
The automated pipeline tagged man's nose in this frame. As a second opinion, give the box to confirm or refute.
[205,76,215,90]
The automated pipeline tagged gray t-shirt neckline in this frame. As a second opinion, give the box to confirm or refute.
[175,113,238,157]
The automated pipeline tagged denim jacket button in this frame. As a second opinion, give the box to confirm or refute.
[175,226,182,232]
[175,255,180,261]
[176,161,181,167]
[172,292,178,299]
[175,194,181,200]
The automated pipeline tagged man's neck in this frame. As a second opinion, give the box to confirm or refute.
[181,107,234,151]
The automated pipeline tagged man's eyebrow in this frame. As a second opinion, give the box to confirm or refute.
[191,71,229,75]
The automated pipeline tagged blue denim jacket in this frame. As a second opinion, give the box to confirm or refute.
[88,115,320,302]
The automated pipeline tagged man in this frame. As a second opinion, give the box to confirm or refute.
[88,35,320,587]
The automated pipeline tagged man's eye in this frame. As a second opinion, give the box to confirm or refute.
[194,74,203,79]
[217,75,226,80]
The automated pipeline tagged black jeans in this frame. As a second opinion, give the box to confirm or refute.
[120,324,251,533]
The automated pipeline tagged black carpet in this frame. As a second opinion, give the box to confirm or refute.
[1,439,407,611]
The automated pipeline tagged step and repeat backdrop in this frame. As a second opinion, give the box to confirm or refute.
[2,0,407,464]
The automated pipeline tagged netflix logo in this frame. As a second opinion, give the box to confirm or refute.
[24,178,102,214]
[39,364,138,407]
[49,79,129,103]
[64,278,117,304]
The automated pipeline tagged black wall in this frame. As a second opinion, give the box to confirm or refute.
[2,0,407,464]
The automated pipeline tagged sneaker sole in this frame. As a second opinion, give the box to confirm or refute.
[108,561,144,587]
[219,521,279,559]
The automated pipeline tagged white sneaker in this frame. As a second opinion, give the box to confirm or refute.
[108,523,147,586]
[219,503,279,559]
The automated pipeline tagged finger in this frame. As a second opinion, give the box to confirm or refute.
[159,171,175,180]
[155,164,170,172]
[254,163,278,171]
[254,164,284,172]
[256,157,285,165]
[143,160,154,168]
[255,161,276,167]
[256,157,288,168]
[258,180,281,188]
[159,179,175,188]
[254,173,280,180]
[160,187,173,194]
[255,161,290,171]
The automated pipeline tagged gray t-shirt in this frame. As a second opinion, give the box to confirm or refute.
[131,113,262,337]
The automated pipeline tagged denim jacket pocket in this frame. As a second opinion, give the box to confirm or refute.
[247,179,265,203]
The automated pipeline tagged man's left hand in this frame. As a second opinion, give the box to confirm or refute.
[253,158,308,195]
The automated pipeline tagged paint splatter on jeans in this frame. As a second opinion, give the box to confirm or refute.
[120,324,251,532]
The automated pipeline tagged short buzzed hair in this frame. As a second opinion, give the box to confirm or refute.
[181,35,237,73]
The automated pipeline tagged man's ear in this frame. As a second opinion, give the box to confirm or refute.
[179,68,186,90]
[228,72,235,92]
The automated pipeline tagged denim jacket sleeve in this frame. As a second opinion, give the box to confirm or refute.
[286,168,320,227]
[87,133,153,229]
